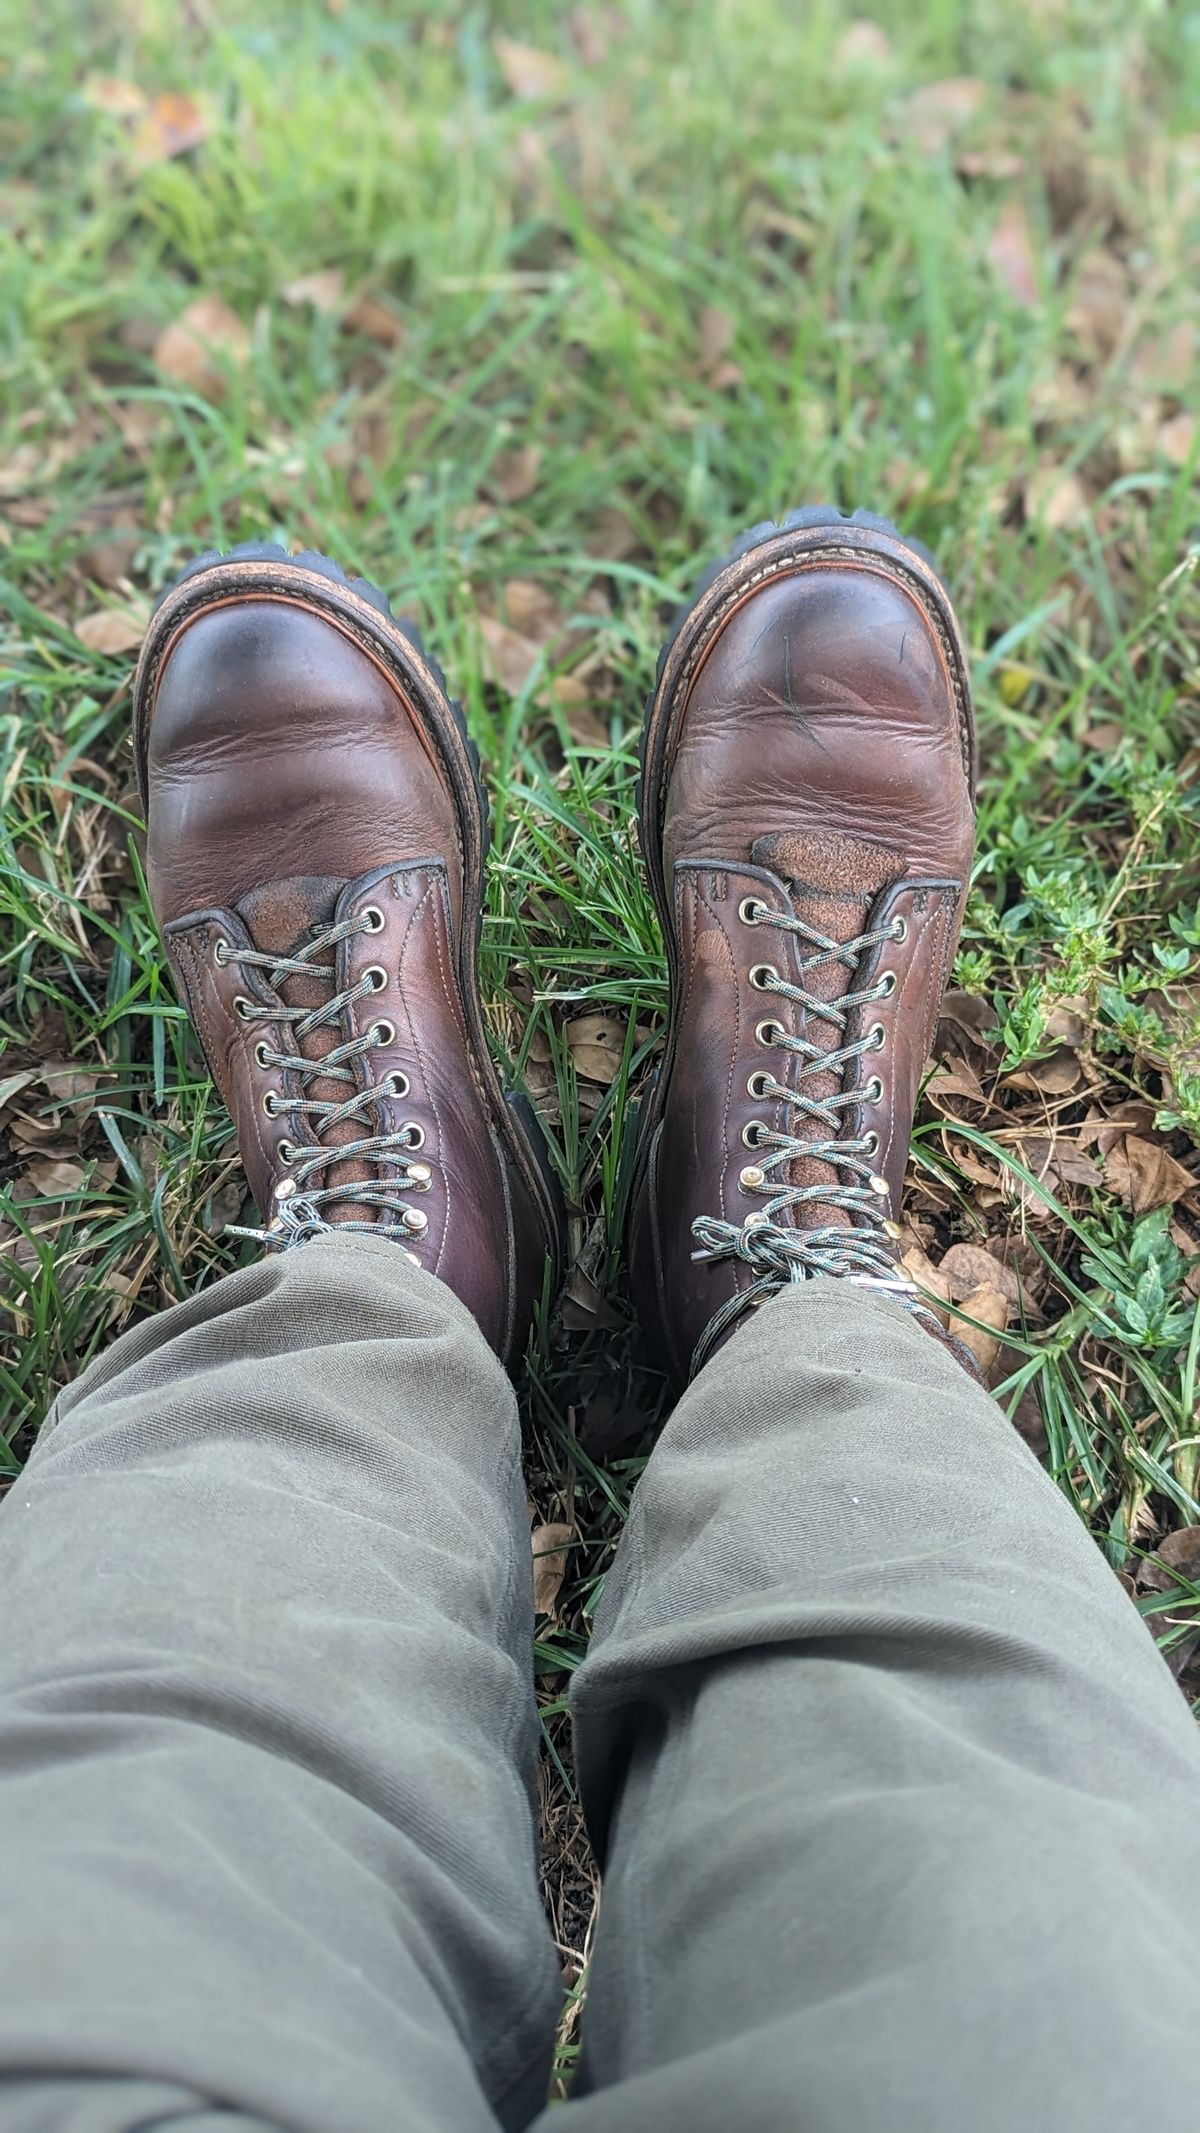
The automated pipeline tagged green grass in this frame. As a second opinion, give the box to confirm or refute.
[2,0,1199,2058]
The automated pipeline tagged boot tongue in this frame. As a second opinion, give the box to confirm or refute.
[749,832,904,1232]
[235,876,343,958]
[235,875,377,1222]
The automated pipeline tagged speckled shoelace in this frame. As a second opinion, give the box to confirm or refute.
[216,908,432,1252]
[689,894,943,1375]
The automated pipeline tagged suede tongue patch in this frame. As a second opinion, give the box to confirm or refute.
[749,833,901,1231]
[750,829,904,899]
[235,876,344,958]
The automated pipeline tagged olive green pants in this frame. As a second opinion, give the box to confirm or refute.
[0,1235,1196,2129]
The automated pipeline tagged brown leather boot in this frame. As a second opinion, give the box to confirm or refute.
[629,510,978,1384]
[134,544,563,1369]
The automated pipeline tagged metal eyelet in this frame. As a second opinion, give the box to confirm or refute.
[234,996,255,1019]
[749,963,779,991]
[742,1121,764,1149]
[254,1041,273,1070]
[362,966,389,993]
[278,1140,298,1164]
[262,1091,279,1118]
[360,905,386,934]
[372,1019,396,1049]
[738,897,766,926]
[748,1071,776,1099]
[876,970,897,997]
[755,1018,783,1046]
[381,1069,410,1099]
[892,916,908,943]
[863,1129,880,1158]
[868,1022,886,1050]
[863,1075,883,1103]
[403,1122,426,1150]
[213,937,232,966]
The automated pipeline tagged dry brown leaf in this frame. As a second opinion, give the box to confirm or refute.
[566,1011,627,1085]
[552,673,590,709]
[153,296,250,398]
[1141,1527,1200,1592]
[341,292,406,347]
[938,991,996,1049]
[1016,1134,1101,1192]
[502,579,561,640]
[1103,1134,1195,1215]
[20,1153,89,1196]
[698,305,735,373]
[554,677,609,749]
[561,1267,622,1331]
[531,1522,574,1617]
[1131,318,1194,392]
[281,268,346,314]
[1078,1100,1159,1154]
[1045,998,1088,1048]
[1082,719,1122,752]
[0,442,43,499]
[897,1233,952,1324]
[902,77,986,153]
[478,614,542,696]
[938,1243,1021,1308]
[951,1282,1010,1374]
[1010,1382,1048,1455]
[74,604,149,655]
[129,91,210,164]
[1024,462,1090,530]
[988,198,1038,307]
[925,1053,987,1107]
[1158,412,1196,467]
[1065,249,1130,358]
[494,36,570,99]
[110,400,169,455]
[569,5,613,66]
[583,505,639,560]
[36,1058,107,1116]
[835,20,893,69]
[0,1068,41,1115]
[82,75,148,116]
[956,147,1025,179]
[78,528,140,589]
[8,1106,63,1150]
[489,444,542,502]
[203,1176,245,1237]
[1004,1046,1084,1096]
[945,1133,1006,1195]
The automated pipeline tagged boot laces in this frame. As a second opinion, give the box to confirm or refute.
[215,909,432,1251]
[689,896,941,1374]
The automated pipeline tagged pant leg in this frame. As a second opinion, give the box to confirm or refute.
[548,1280,1200,2132]
[0,1234,560,2133]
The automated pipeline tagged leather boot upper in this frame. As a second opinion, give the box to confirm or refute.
[137,574,556,1366]
[631,527,976,1384]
